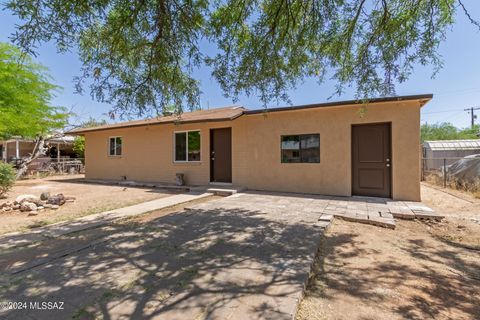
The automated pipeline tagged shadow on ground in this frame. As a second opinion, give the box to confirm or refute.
[299,221,480,320]
[0,205,323,319]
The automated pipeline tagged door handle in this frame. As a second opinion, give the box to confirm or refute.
[386,164,390,167]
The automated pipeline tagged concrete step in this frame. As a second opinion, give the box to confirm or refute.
[207,187,246,196]
[190,185,246,196]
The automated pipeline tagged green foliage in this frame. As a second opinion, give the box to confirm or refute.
[6,0,478,116]
[72,117,107,158]
[0,42,68,139]
[421,123,480,142]
[0,162,16,197]
[73,136,85,158]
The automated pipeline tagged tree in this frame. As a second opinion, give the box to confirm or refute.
[0,42,68,178]
[420,122,480,142]
[5,0,479,117]
[72,117,107,158]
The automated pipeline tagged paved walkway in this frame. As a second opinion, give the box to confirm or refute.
[0,192,212,250]
[322,195,441,229]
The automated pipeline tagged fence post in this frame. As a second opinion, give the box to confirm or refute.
[443,158,447,188]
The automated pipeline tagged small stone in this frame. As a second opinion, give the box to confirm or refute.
[43,204,53,209]
[64,196,76,201]
[37,206,45,211]
[27,212,38,216]
[2,207,12,212]
[40,192,50,201]
[51,205,59,210]
[12,205,20,210]
[65,199,75,203]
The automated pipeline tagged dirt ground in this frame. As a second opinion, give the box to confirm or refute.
[421,182,480,222]
[297,184,480,320]
[0,175,178,235]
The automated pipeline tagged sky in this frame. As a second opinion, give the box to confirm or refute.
[1,3,480,128]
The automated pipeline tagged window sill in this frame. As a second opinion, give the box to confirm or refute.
[173,161,202,166]
[108,155,123,159]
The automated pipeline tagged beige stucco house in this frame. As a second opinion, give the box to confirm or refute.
[69,94,432,201]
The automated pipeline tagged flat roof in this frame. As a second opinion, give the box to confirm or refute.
[244,94,433,115]
[68,94,432,134]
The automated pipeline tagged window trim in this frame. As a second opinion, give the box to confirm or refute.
[108,136,123,157]
[280,133,320,164]
[173,130,201,163]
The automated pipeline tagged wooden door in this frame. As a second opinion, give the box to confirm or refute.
[352,123,391,198]
[210,128,232,183]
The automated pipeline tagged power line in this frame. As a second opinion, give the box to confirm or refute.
[464,107,480,129]
[421,108,465,115]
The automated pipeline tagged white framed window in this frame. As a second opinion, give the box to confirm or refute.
[109,136,122,156]
[174,130,201,162]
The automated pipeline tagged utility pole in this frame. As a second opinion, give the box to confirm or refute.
[464,107,480,129]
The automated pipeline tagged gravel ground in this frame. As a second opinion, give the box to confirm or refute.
[0,175,178,235]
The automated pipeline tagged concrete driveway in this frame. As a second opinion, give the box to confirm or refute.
[0,192,330,320]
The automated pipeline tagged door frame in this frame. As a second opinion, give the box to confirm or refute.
[210,127,233,183]
[351,122,392,198]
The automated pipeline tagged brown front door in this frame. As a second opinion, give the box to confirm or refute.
[352,123,391,198]
[210,128,232,183]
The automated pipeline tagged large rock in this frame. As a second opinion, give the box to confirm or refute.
[40,192,51,201]
[29,199,45,207]
[20,202,38,212]
[16,194,39,203]
[47,194,66,206]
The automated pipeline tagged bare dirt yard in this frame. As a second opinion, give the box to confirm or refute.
[0,175,179,235]
[297,184,480,320]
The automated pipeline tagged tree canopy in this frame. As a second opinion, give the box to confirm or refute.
[0,42,67,139]
[421,122,480,142]
[5,0,479,117]
[72,117,108,158]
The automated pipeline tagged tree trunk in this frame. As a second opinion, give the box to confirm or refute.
[15,136,47,180]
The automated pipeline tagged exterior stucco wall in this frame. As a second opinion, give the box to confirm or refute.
[84,100,422,201]
[237,101,421,201]
[84,120,241,186]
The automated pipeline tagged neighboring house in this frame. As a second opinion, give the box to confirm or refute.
[0,136,76,163]
[69,94,433,201]
[422,139,480,170]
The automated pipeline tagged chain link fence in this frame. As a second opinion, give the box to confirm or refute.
[421,156,480,194]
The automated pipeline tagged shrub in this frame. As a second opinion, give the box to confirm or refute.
[73,136,85,158]
[0,162,16,197]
